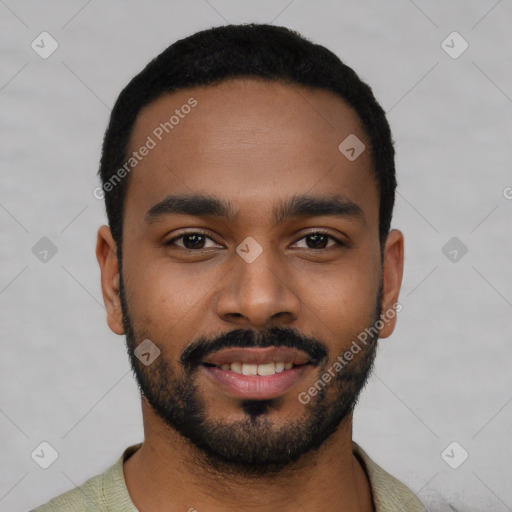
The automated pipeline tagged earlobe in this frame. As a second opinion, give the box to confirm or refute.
[379,229,404,339]
[96,225,124,335]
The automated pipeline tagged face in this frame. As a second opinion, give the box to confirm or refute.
[97,78,404,476]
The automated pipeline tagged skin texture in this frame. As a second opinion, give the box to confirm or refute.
[96,78,404,512]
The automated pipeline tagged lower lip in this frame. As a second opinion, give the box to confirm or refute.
[201,364,312,399]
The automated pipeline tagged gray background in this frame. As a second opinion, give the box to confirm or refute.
[1,1,511,511]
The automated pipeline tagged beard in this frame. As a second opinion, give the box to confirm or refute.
[119,271,381,477]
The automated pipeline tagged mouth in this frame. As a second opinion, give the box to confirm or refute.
[200,346,314,399]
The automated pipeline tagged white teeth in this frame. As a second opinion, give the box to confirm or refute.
[230,362,243,374]
[257,362,275,376]
[242,363,258,375]
[218,361,295,375]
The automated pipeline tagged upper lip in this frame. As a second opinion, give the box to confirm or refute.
[202,346,311,366]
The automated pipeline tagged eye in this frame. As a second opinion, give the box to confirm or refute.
[291,231,345,250]
[164,230,347,252]
[164,231,222,250]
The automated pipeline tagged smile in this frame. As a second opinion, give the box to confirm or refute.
[200,346,313,399]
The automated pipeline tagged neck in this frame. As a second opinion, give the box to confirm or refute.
[123,400,375,512]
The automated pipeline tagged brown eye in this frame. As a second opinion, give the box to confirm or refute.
[305,233,329,249]
[292,232,344,250]
[180,233,206,249]
[165,231,221,250]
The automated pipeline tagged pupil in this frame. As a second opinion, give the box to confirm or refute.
[308,234,327,249]
[184,234,205,249]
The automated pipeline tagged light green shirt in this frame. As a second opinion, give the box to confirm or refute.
[31,441,426,511]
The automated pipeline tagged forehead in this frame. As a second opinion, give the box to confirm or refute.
[123,78,378,229]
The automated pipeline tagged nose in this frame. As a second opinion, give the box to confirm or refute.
[214,241,301,329]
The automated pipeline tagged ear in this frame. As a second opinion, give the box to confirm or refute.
[378,229,404,339]
[96,225,124,335]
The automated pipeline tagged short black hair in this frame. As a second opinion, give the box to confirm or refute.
[98,23,396,256]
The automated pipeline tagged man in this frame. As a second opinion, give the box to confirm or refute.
[33,23,426,512]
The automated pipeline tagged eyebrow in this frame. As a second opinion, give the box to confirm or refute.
[145,193,365,226]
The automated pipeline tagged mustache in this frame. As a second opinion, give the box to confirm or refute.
[180,326,328,372]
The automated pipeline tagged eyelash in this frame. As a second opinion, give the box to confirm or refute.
[164,230,347,251]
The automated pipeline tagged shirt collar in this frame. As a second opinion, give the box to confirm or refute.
[105,441,426,512]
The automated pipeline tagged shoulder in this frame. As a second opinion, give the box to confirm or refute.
[29,471,105,512]
[30,443,142,512]
[352,441,427,512]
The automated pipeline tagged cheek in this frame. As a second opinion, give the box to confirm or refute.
[317,281,376,326]
[305,258,380,347]
[122,254,222,337]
